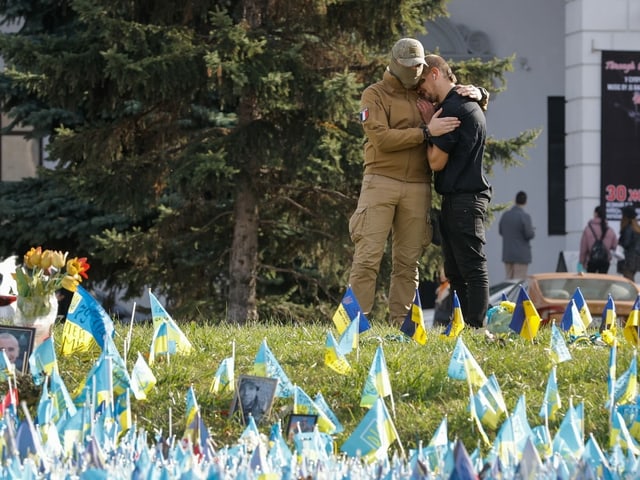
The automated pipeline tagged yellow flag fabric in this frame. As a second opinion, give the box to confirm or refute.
[60,286,114,356]
[400,289,427,345]
[331,285,370,334]
[509,287,541,341]
[441,291,465,339]
[623,296,640,346]
[324,331,351,375]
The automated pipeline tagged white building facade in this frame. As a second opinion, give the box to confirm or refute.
[419,0,640,283]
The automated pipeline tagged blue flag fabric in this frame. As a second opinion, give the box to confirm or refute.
[539,366,561,420]
[571,287,593,329]
[314,391,344,434]
[360,345,392,408]
[60,286,114,355]
[341,397,398,462]
[252,339,294,398]
[607,353,638,409]
[28,334,58,386]
[509,286,541,341]
[332,285,371,334]
[552,402,585,460]
[560,299,587,336]
[148,290,193,365]
[337,314,360,355]
[400,288,427,345]
[550,323,572,364]
[441,291,465,339]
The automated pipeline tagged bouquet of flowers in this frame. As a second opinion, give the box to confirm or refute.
[13,246,90,318]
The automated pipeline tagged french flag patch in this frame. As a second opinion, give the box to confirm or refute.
[359,108,369,122]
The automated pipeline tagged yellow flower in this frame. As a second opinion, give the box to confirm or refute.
[24,246,43,269]
[14,247,90,300]
[60,275,80,292]
[601,329,616,346]
[51,250,67,269]
[40,250,54,270]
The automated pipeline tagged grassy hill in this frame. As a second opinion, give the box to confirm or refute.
[24,319,625,458]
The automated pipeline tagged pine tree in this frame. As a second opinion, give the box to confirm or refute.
[0,0,538,323]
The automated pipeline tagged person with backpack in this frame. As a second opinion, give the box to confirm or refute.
[579,206,618,273]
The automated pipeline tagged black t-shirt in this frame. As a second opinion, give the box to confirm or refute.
[431,88,491,195]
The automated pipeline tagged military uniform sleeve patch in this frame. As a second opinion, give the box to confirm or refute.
[359,107,369,122]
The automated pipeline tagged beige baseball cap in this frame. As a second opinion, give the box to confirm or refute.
[391,38,427,67]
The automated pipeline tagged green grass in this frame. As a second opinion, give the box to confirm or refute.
[18,321,630,456]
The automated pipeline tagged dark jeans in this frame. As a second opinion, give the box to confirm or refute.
[439,192,490,328]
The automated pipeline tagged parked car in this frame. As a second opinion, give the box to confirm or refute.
[502,272,640,327]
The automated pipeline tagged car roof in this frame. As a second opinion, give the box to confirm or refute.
[528,272,635,282]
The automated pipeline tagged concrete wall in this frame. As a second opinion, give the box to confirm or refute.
[432,0,567,284]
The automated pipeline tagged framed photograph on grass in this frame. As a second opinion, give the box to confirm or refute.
[0,324,36,375]
[229,375,278,425]
[286,413,318,441]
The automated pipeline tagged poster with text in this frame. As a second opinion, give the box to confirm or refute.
[601,50,640,219]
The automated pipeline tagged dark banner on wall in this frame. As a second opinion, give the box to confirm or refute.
[601,50,640,220]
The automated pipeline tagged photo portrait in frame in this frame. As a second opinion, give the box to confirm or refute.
[229,375,278,425]
[286,413,318,441]
[0,325,35,375]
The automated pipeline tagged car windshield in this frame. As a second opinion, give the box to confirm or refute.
[537,278,637,302]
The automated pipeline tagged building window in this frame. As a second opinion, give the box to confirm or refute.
[547,96,565,235]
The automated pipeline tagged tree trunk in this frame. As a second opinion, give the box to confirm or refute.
[227,171,259,324]
[226,0,266,324]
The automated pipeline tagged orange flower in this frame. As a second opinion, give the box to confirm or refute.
[66,257,90,279]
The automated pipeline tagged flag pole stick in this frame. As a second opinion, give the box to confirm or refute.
[383,397,405,459]
[389,390,396,420]
[125,301,137,363]
[461,349,491,447]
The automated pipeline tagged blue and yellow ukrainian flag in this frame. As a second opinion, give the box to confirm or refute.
[341,397,398,463]
[509,286,541,341]
[609,353,637,408]
[360,345,392,408]
[130,352,157,400]
[332,285,371,334]
[538,366,561,421]
[60,286,115,355]
[601,293,617,334]
[623,295,640,346]
[571,287,593,329]
[560,299,586,336]
[550,323,572,364]
[337,313,360,355]
[28,334,58,386]
[293,385,336,434]
[148,291,193,365]
[210,355,234,394]
[400,289,427,345]
[324,331,351,375]
[441,291,465,339]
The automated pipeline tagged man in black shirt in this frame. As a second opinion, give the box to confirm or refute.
[417,54,491,329]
